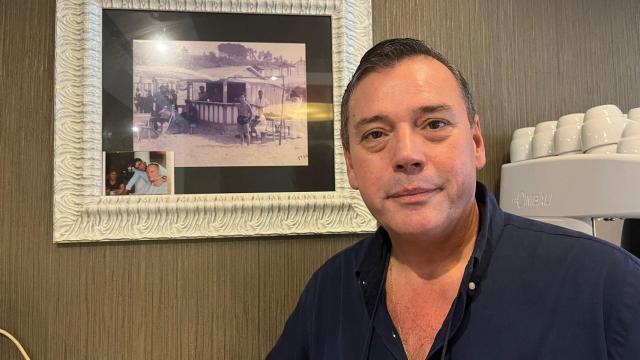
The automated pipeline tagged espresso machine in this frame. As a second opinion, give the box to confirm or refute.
[499,106,640,257]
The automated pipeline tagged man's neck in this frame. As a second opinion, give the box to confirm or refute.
[388,201,479,280]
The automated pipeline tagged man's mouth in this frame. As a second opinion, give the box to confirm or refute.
[387,186,440,199]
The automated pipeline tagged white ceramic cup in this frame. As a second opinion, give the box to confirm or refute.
[532,131,556,158]
[584,104,623,123]
[554,124,583,155]
[531,121,557,158]
[510,137,534,162]
[510,127,536,162]
[512,127,535,140]
[617,136,640,154]
[586,143,618,154]
[627,107,640,121]
[622,120,640,138]
[534,120,558,134]
[581,116,627,152]
[557,113,584,128]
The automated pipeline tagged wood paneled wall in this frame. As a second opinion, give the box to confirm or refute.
[1,0,639,359]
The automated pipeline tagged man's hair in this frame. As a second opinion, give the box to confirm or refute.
[340,38,476,148]
[132,158,143,167]
[147,162,160,170]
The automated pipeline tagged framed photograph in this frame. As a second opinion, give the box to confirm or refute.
[54,0,376,242]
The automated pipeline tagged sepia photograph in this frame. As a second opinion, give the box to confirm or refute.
[132,40,308,168]
[102,9,335,195]
[103,151,175,196]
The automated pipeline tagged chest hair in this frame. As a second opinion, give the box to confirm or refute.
[387,257,464,360]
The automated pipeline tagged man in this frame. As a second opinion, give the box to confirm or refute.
[150,85,172,131]
[143,90,153,113]
[236,94,253,146]
[134,88,142,113]
[268,38,640,359]
[139,162,169,195]
[251,89,269,138]
[197,85,208,101]
[125,158,167,194]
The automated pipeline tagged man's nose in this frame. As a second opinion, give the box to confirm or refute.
[392,127,425,174]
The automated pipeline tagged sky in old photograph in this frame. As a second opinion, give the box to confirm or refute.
[138,40,306,63]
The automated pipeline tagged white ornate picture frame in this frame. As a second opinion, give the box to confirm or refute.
[54,0,376,242]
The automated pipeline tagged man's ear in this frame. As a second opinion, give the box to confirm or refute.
[472,114,486,170]
[343,145,359,190]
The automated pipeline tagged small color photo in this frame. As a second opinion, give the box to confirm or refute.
[103,151,174,196]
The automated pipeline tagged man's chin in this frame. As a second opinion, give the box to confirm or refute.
[379,214,447,239]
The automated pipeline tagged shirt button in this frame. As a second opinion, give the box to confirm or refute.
[468,281,477,291]
[361,280,367,287]
[392,332,397,339]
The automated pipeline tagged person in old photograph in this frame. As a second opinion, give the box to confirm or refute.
[134,88,142,113]
[197,85,208,101]
[251,89,270,138]
[105,169,126,196]
[139,162,169,195]
[172,106,192,134]
[149,85,175,132]
[144,90,153,113]
[267,38,640,359]
[125,157,167,194]
[169,88,177,108]
[236,94,253,146]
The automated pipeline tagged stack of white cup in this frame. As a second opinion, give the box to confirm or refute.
[510,127,535,162]
[554,113,584,155]
[581,105,628,154]
[531,121,557,159]
[618,108,640,154]
[509,104,640,163]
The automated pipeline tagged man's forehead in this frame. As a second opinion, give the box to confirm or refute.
[348,57,462,120]
[358,56,454,92]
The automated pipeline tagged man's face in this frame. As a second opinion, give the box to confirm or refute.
[240,95,247,103]
[146,165,160,182]
[344,56,485,240]
[258,90,263,98]
[134,160,147,171]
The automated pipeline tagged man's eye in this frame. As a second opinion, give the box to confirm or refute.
[364,130,385,140]
[425,119,448,130]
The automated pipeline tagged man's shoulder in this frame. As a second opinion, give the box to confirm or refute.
[308,234,374,282]
[286,234,374,323]
[497,212,640,355]
[500,212,640,270]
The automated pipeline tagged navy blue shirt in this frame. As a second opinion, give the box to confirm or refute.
[268,183,640,359]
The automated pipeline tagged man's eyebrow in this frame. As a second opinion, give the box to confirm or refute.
[352,114,390,131]
[414,104,452,116]
[352,105,453,131]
